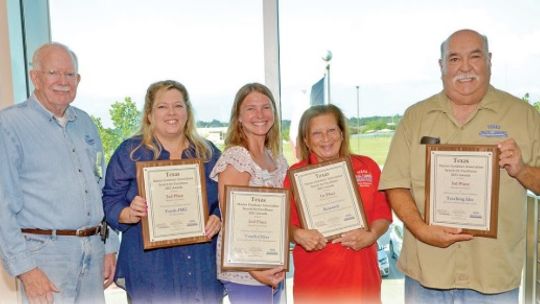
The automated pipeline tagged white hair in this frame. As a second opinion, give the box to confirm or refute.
[31,42,78,72]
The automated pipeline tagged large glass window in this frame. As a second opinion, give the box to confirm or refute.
[49,2,266,302]
[47,1,540,303]
[50,0,265,158]
[280,0,540,167]
[279,2,540,302]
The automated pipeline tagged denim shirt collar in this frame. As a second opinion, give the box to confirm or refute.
[29,94,77,125]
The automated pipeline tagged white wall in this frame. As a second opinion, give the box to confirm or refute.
[0,1,20,301]
[0,0,20,299]
[0,0,15,110]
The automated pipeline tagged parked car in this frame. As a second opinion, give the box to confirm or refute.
[377,228,390,250]
[389,220,403,259]
[377,241,390,277]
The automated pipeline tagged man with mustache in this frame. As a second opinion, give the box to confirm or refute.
[0,42,118,303]
[380,29,540,303]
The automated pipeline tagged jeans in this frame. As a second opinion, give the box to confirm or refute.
[21,233,105,304]
[405,276,519,304]
[223,281,284,304]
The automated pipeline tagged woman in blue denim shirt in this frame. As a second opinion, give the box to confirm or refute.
[103,80,223,303]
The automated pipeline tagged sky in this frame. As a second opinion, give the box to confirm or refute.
[50,0,540,127]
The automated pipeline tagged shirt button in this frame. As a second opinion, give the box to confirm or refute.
[72,148,76,152]
[187,255,191,259]
[87,212,91,216]
[78,169,82,173]
[188,272,192,276]
[85,190,88,194]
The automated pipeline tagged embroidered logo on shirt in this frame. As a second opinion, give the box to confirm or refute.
[479,124,508,138]
[355,169,373,187]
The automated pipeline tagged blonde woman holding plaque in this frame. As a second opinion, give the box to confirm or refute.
[210,83,287,304]
[102,80,223,303]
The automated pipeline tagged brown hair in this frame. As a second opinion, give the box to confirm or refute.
[296,104,351,161]
[224,83,281,157]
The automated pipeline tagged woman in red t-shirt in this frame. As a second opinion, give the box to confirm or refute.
[284,104,392,304]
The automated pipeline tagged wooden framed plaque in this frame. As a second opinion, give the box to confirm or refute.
[425,144,500,238]
[136,159,209,249]
[221,185,290,271]
[288,157,368,239]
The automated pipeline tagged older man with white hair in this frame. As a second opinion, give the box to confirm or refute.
[0,42,118,304]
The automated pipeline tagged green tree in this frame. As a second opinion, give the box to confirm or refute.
[92,116,117,162]
[522,93,540,112]
[348,115,401,134]
[110,97,141,141]
[92,97,141,163]
[196,119,227,128]
[365,119,388,131]
[281,119,290,141]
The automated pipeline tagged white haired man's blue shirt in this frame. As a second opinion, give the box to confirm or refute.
[0,95,118,277]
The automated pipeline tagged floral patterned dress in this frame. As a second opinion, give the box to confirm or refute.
[210,145,288,285]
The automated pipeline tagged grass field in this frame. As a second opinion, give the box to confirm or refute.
[281,135,393,166]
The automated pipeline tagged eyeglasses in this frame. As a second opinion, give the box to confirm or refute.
[39,70,78,81]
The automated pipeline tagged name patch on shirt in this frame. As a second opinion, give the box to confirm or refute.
[479,124,508,138]
[355,169,373,187]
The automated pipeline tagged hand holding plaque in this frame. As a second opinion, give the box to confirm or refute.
[221,186,290,271]
[288,157,368,239]
[136,159,209,249]
[425,144,500,238]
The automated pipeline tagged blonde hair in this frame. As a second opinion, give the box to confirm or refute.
[296,104,351,161]
[224,83,281,157]
[131,80,212,161]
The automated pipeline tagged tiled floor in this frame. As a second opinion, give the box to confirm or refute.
[105,277,403,304]
[104,278,294,304]
[105,284,127,304]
